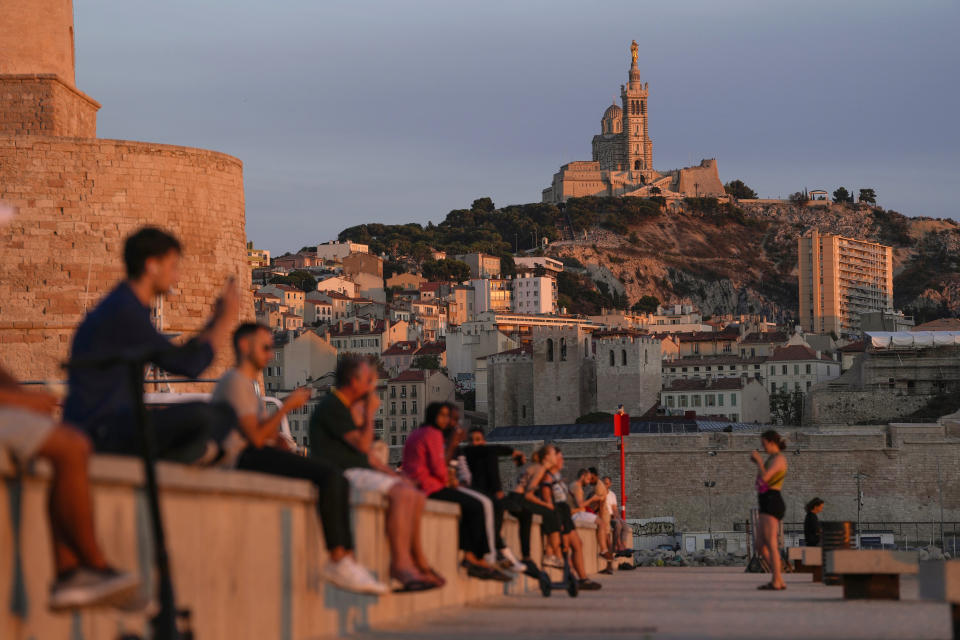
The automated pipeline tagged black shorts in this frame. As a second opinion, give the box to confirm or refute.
[758,490,786,520]
[555,501,575,534]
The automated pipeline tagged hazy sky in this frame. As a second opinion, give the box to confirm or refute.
[76,0,960,254]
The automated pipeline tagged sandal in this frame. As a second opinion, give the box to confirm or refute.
[757,582,786,591]
[421,567,446,588]
[391,569,438,593]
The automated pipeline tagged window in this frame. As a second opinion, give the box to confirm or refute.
[731,394,737,406]
[781,365,787,375]
[521,405,526,418]
[805,364,812,375]
[718,394,724,407]
[560,338,567,361]
[391,436,397,445]
[666,396,675,407]
[401,401,407,414]
[411,386,417,398]
[770,366,775,375]
[806,381,812,391]
[706,394,716,407]
[401,418,407,430]
[412,401,417,414]
[401,385,407,398]
[390,387,396,398]
[609,350,615,366]
[621,350,627,366]
[546,338,554,362]
[644,349,649,365]
[679,395,688,407]
[692,395,702,407]
[390,402,396,415]
[793,364,800,375]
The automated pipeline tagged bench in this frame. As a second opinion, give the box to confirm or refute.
[919,560,960,639]
[788,546,823,582]
[826,549,919,600]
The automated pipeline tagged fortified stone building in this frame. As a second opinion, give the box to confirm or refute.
[0,0,252,381]
[542,41,725,204]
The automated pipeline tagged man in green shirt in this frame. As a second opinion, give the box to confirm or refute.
[310,355,441,592]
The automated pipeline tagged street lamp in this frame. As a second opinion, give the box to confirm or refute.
[853,471,869,541]
[704,480,716,550]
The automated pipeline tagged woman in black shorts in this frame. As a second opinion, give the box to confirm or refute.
[751,430,788,590]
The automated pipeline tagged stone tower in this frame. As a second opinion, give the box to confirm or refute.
[620,40,654,180]
[0,0,76,83]
[0,1,253,382]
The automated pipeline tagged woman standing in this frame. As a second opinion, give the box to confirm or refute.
[751,429,788,591]
[804,498,824,546]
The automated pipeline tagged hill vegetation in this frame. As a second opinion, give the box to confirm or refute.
[337,195,960,322]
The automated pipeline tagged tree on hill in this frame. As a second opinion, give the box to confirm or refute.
[632,295,660,314]
[788,191,809,205]
[723,179,758,200]
[833,187,853,204]
[412,354,441,370]
[471,197,495,213]
[269,270,316,292]
[858,188,877,205]
[421,258,470,282]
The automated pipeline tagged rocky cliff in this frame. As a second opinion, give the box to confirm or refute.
[545,199,960,323]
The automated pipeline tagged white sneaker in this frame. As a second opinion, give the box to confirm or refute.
[321,557,390,595]
[499,547,526,573]
[542,554,564,569]
[49,567,139,611]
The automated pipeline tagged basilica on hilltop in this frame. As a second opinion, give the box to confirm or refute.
[542,41,726,204]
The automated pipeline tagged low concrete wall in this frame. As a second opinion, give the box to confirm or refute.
[0,454,598,639]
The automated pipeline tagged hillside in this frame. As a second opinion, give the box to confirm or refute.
[338,197,960,324]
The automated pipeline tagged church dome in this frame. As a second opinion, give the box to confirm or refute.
[601,103,622,135]
[603,103,622,119]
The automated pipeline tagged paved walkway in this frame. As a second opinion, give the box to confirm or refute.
[350,567,953,640]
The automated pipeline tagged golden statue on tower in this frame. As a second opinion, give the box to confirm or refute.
[630,40,638,66]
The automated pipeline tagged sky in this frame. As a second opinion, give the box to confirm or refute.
[75,0,960,254]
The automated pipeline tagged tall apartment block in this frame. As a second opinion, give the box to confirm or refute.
[798,230,894,337]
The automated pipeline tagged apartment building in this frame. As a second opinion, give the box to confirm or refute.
[798,230,894,337]
[511,273,558,315]
[766,344,841,395]
[660,377,769,423]
[457,252,501,278]
[316,240,368,262]
[383,370,455,446]
[258,284,305,316]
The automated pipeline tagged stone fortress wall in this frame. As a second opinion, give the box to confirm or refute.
[497,423,960,531]
[0,0,252,382]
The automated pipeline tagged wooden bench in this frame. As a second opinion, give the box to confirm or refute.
[919,560,960,639]
[826,550,919,600]
[788,546,823,582]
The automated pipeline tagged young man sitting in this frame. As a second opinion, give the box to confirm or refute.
[309,355,441,592]
[213,324,387,594]
[65,227,238,463]
[0,364,138,609]
[568,468,602,526]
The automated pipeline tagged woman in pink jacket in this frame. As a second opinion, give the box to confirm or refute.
[402,402,510,581]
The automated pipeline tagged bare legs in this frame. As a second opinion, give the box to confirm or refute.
[564,531,587,580]
[386,483,431,582]
[758,514,784,589]
[33,426,109,574]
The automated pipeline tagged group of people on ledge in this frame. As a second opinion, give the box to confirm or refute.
[0,226,623,611]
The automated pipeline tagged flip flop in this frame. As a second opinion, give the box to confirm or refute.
[421,567,446,587]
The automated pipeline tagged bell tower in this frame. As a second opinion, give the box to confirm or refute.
[620,40,653,180]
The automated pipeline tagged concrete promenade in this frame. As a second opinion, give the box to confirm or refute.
[350,567,953,640]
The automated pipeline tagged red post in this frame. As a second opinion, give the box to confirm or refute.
[614,413,629,519]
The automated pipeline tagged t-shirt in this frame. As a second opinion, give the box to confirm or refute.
[309,391,370,471]
[551,471,570,504]
[211,369,266,468]
[605,490,618,516]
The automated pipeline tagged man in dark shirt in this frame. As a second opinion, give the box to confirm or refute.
[310,355,440,592]
[65,227,238,462]
[458,425,526,571]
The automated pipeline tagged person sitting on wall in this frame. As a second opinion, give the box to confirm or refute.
[309,355,442,592]
[590,468,616,575]
[212,323,388,594]
[0,363,138,609]
[455,424,527,573]
[544,448,602,591]
[568,468,603,526]
[65,227,238,463]
[402,402,510,582]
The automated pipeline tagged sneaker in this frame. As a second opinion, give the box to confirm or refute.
[542,554,564,569]
[498,548,527,573]
[321,557,390,595]
[49,567,139,611]
[578,578,603,590]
